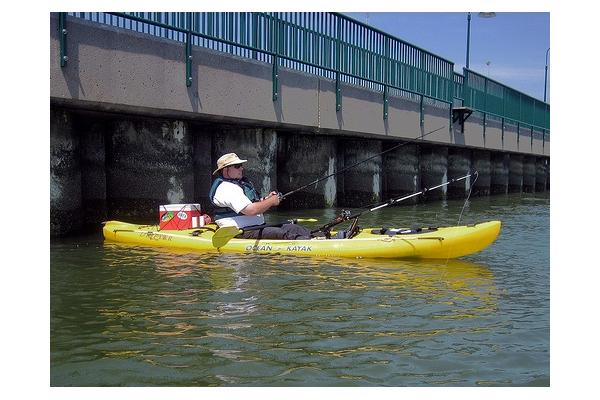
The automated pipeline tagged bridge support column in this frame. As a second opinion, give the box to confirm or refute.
[277,134,337,209]
[192,124,213,207]
[523,156,536,193]
[447,147,471,199]
[535,157,548,192]
[382,143,420,204]
[546,159,551,190]
[213,128,278,199]
[337,139,382,207]
[79,115,108,228]
[509,154,524,193]
[491,152,510,195]
[420,145,448,202]
[472,150,491,196]
[107,118,194,222]
[51,109,82,236]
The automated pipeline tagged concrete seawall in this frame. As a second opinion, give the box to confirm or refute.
[51,107,550,236]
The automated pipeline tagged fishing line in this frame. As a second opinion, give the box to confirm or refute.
[444,170,479,266]
[458,170,478,226]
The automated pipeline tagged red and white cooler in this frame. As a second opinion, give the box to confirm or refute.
[159,204,203,230]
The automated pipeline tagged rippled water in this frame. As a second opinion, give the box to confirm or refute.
[51,192,549,386]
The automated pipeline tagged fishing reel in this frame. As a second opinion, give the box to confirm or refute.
[334,210,352,223]
[312,210,359,239]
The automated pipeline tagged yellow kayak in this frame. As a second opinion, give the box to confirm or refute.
[103,220,501,259]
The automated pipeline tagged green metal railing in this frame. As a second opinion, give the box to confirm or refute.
[453,72,465,107]
[60,12,549,135]
[462,69,549,132]
[63,13,454,110]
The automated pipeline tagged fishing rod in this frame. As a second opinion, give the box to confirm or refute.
[279,125,446,200]
[311,171,476,235]
[212,172,476,247]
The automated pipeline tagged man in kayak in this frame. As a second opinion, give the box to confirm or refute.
[209,153,313,240]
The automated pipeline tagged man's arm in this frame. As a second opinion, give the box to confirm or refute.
[241,192,280,216]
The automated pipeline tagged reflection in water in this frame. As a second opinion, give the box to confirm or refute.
[90,243,499,381]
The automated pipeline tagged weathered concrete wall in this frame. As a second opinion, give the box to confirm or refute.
[472,150,491,196]
[509,154,524,193]
[447,147,471,199]
[78,113,108,227]
[277,134,337,209]
[536,157,548,192]
[490,152,510,195]
[546,159,551,190]
[420,145,448,201]
[106,118,195,222]
[522,156,537,193]
[192,124,213,207]
[51,109,82,235]
[382,143,420,203]
[337,139,382,206]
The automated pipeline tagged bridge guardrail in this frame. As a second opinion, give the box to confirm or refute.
[462,69,549,132]
[60,12,549,135]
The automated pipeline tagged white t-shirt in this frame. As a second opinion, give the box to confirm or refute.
[212,181,265,228]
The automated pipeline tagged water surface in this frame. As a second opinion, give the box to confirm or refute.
[51,192,549,386]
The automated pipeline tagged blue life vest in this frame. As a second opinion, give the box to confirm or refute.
[209,177,261,219]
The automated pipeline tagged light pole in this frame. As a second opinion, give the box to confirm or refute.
[466,13,471,69]
[544,48,550,103]
[466,12,496,70]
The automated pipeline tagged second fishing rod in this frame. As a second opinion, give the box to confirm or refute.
[278,125,446,200]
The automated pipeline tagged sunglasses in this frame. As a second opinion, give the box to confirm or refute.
[229,164,244,169]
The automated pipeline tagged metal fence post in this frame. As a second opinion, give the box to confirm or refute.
[335,15,342,111]
[483,76,488,141]
[383,36,389,120]
[59,12,68,67]
[186,13,192,87]
[272,13,279,101]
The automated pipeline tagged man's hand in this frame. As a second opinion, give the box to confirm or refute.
[265,191,281,206]
[241,191,281,216]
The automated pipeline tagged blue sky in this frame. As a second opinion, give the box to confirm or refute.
[344,12,550,102]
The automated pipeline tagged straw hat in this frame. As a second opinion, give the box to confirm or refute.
[213,153,248,175]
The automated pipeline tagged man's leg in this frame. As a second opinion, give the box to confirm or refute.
[238,224,311,240]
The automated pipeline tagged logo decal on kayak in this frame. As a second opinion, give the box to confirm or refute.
[245,245,273,252]
[139,232,173,241]
[286,245,312,252]
[244,244,313,252]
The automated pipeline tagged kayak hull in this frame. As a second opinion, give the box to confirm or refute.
[103,220,501,259]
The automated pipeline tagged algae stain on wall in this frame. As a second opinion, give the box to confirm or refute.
[324,157,336,207]
[167,176,184,203]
